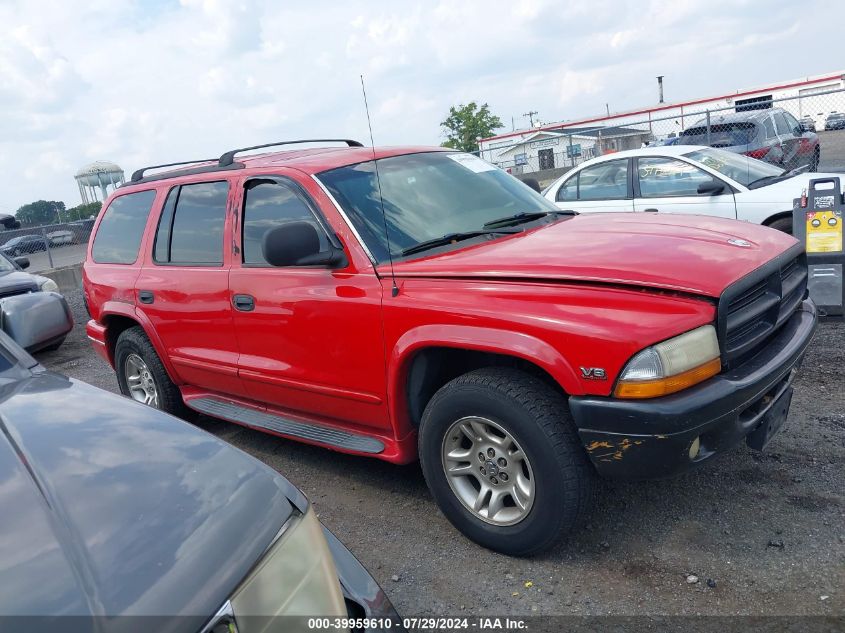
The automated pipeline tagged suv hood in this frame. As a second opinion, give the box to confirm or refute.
[0,270,39,294]
[0,372,300,621]
[387,213,798,297]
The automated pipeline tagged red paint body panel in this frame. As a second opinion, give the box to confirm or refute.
[82,144,796,465]
[385,213,799,297]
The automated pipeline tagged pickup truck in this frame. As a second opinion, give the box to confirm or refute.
[83,142,817,555]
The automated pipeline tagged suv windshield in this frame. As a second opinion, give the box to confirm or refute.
[318,152,560,262]
[683,147,783,187]
[679,121,758,147]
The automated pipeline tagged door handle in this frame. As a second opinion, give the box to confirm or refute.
[233,294,255,312]
[138,290,154,304]
[644,208,659,212]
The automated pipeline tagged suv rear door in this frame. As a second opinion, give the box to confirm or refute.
[228,174,389,430]
[134,179,245,397]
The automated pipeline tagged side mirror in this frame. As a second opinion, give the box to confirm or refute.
[261,221,347,268]
[13,257,29,269]
[697,179,726,195]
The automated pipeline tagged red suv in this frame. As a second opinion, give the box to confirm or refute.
[84,140,817,555]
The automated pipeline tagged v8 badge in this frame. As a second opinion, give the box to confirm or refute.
[580,367,607,380]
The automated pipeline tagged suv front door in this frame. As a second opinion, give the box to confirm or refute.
[632,156,736,219]
[228,175,389,431]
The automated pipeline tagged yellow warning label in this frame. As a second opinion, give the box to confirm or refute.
[806,210,843,253]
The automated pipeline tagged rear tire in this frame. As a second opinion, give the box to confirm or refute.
[810,147,820,172]
[115,326,186,417]
[418,367,595,556]
[768,216,793,235]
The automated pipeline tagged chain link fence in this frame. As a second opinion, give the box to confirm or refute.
[0,220,94,273]
[480,88,845,185]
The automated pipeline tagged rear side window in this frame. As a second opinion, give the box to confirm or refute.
[555,176,577,202]
[91,190,156,264]
[773,112,791,136]
[576,160,629,200]
[242,180,329,265]
[763,117,776,139]
[154,181,228,265]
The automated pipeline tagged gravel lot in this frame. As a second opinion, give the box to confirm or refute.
[38,287,844,619]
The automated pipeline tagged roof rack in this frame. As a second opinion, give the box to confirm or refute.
[130,159,217,183]
[218,139,364,167]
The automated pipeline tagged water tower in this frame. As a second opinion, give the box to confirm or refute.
[75,161,125,204]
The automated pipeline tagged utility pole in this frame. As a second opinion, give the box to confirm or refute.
[523,111,538,127]
[657,76,664,103]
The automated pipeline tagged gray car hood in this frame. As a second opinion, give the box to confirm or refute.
[0,372,299,624]
[0,270,39,293]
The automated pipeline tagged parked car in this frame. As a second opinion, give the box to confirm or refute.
[0,252,71,352]
[677,107,820,172]
[85,141,816,555]
[824,112,845,130]
[0,328,400,628]
[543,145,843,233]
[46,229,75,246]
[1,234,48,256]
[0,214,20,230]
[798,116,816,132]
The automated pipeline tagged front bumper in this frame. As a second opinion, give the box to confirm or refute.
[323,527,405,631]
[569,300,817,479]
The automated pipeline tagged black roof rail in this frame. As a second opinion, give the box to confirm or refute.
[131,159,217,183]
[218,139,364,167]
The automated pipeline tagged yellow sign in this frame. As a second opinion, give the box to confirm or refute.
[806,210,843,253]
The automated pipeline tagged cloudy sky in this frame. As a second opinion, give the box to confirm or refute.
[0,0,839,211]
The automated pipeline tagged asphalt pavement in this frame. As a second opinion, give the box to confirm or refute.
[36,288,844,619]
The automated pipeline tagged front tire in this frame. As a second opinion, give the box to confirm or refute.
[418,367,595,556]
[768,216,793,235]
[115,326,185,416]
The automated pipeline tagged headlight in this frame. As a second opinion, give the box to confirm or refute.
[614,325,721,399]
[227,507,346,630]
[39,278,58,293]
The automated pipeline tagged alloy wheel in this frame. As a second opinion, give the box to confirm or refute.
[441,416,535,526]
[124,353,159,407]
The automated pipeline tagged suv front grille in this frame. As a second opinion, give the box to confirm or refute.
[717,247,807,366]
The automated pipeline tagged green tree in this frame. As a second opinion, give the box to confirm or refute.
[65,201,102,221]
[15,200,66,226]
[440,102,503,153]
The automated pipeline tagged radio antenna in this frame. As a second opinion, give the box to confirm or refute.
[360,74,399,297]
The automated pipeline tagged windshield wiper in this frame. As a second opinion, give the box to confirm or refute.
[482,210,575,229]
[747,172,791,189]
[400,229,518,257]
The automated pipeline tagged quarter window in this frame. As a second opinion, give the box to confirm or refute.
[91,190,156,264]
[555,176,577,202]
[576,160,629,200]
[154,181,228,265]
[638,157,718,198]
[242,181,329,265]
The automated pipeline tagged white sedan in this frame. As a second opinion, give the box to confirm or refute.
[542,145,843,233]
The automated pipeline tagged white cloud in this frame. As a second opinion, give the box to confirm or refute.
[0,0,838,211]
